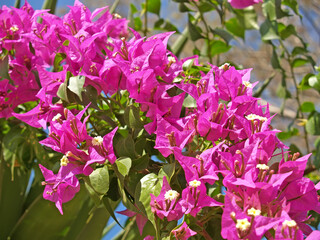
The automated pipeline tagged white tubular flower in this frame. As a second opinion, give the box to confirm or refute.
[256,164,269,171]
[92,136,103,146]
[189,179,201,188]
[164,190,179,201]
[168,56,176,64]
[52,113,62,122]
[283,220,297,228]
[243,81,253,88]
[113,13,122,19]
[60,155,69,166]
[247,207,261,217]
[245,114,267,122]
[236,218,251,231]
[10,25,19,32]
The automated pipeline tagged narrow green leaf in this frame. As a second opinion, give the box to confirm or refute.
[211,27,233,44]
[102,196,122,228]
[41,0,57,14]
[188,14,203,41]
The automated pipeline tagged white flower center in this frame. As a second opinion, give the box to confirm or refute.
[164,190,179,201]
[189,179,201,188]
[256,164,269,171]
[60,155,69,166]
[236,218,251,231]
[92,136,103,146]
[247,207,261,217]
[283,220,297,228]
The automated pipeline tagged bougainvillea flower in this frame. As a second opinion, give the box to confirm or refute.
[13,88,64,128]
[171,222,197,240]
[150,177,183,221]
[228,0,263,9]
[155,116,195,157]
[39,164,80,215]
[174,150,219,185]
[117,208,148,235]
[89,127,118,164]
[181,179,222,217]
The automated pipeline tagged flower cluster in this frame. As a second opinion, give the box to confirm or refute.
[1,1,320,239]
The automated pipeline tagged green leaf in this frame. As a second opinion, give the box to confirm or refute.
[300,102,315,113]
[306,112,320,135]
[53,53,66,72]
[235,7,259,30]
[292,46,308,56]
[276,83,291,99]
[262,0,276,20]
[211,27,233,44]
[114,135,136,158]
[41,0,57,14]
[210,40,232,56]
[188,14,203,41]
[124,105,143,129]
[277,128,298,141]
[115,157,132,177]
[0,161,30,240]
[132,155,149,171]
[57,82,69,102]
[135,173,160,225]
[9,187,88,240]
[147,0,161,15]
[260,19,279,41]
[182,58,195,71]
[282,0,300,16]
[158,163,175,182]
[225,18,245,39]
[291,58,309,68]
[183,94,197,108]
[0,54,10,80]
[68,75,85,101]
[279,24,297,40]
[102,196,122,228]
[89,166,109,195]
[271,48,281,69]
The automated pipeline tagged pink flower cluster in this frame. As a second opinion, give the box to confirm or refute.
[1,1,320,239]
